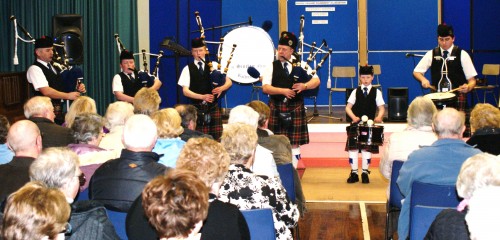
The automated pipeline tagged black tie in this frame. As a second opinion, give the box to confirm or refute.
[198,62,204,75]
[284,62,289,76]
[47,63,54,72]
[363,87,368,97]
[443,50,449,60]
[128,73,134,81]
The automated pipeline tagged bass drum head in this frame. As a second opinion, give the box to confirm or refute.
[220,26,275,84]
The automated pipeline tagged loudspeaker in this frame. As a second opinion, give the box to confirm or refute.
[388,87,408,122]
[53,14,83,65]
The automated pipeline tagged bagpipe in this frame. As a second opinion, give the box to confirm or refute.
[114,34,163,88]
[194,11,237,100]
[10,15,85,94]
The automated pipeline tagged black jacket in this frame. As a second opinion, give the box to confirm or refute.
[29,117,74,149]
[68,200,120,240]
[89,149,168,212]
[0,156,35,203]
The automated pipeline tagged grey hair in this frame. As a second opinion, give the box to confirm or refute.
[29,147,80,189]
[456,153,500,199]
[23,96,52,118]
[71,113,104,144]
[432,108,465,137]
[123,114,157,149]
[407,96,437,128]
[104,101,134,130]
[228,105,259,129]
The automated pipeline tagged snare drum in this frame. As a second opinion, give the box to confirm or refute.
[424,92,457,109]
[219,26,275,84]
[357,125,384,146]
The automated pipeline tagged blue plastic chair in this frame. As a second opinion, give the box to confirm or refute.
[240,209,276,240]
[106,209,128,240]
[277,163,296,202]
[385,160,404,240]
[409,181,460,240]
[76,188,89,201]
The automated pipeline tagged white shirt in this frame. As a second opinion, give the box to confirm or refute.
[262,58,318,86]
[178,60,218,88]
[112,70,158,93]
[347,84,385,106]
[414,44,478,80]
[251,144,279,178]
[26,59,55,91]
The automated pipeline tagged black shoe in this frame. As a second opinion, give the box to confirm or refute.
[347,171,359,183]
[361,170,370,184]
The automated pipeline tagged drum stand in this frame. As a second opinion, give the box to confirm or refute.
[306,93,342,122]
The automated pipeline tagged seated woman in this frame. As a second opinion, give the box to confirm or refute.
[142,169,209,240]
[1,181,70,240]
[219,123,299,240]
[151,108,186,168]
[133,87,161,116]
[126,137,250,240]
[379,96,438,195]
[425,153,500,239]
[99,101,134,152]
[0,114,13,164]
[68,113,118,190]
[64,96,97,128]
[466,103,500,155]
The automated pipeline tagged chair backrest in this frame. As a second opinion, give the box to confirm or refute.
[106,209,128,240]
[240,208,276,240]
[373,64,382,76]
[409,181,460,240]
[276,163,296,202]
[331,66,356,88]
[76,188,90,201]
[389,160,404,208]
[482,64,500,76]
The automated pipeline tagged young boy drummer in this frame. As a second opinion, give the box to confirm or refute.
[345,65,385,184]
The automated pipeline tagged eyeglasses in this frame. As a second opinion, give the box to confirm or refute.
[60,222,72,235]
[77,172,86,187]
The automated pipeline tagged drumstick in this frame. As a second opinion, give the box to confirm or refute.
[447,87,461,93]
[429,85,437,91]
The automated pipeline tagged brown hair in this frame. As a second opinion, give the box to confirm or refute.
[247,100,270,127]
[2,181,70,240]
[142,170,209,239]
[470,103,500,132]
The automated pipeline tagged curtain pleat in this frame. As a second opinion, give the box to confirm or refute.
[0,0,138,114]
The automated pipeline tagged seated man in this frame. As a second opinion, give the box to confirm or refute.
[29,147,119,239]
[0,120,42,202]
[174,104,213,142]
[89,114,169,212]
[24,96,74,148]
[396,108,482,239]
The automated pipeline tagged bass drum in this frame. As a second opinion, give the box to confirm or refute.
[219,26,275,84]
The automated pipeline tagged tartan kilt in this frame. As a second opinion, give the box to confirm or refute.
[268,98,309,146]
[344,125,379,153]
[457,92,471,137]
[194,103,222,141]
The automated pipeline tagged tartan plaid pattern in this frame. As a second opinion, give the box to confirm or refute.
[268,98,309,146]
[195,104,222,141]
[457,92,471,137]
[344,125,380,153]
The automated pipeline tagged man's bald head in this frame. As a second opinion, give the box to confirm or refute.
[433,108,466,138]
[7,120,41,153]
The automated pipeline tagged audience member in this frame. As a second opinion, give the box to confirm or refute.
[247,100,307,216]
[466,186,500,240]
[126,138,250,240]
[151,108,186,168]
[64,96,97,128]
[379,96,438,195]
[99,101,134,152]
[142,170,209,240]
[425,153,500,240]
[0,120,42,202]
[219,123,299,240]
[174,104,213,141]
[68,113,118,191]
[90,114,168,212]
[133,87,161,115]
[396,108,482,239]
[1,181,70,240]
[466,103,500,155]
[228,105,278,178]
[0,115,14,164]
[30,147,119,239]
[24,96,74,148]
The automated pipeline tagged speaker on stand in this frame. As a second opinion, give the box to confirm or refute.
[53,14,83,65]
[387,87,408,122]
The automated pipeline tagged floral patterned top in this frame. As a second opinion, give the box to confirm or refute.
[218,164,299,240]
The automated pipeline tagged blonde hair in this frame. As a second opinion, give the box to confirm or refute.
[2,181,70,240]
[133,87,161,116]
[407,96,437,128]
[23,96,52,118]
[151,108,184,138]
[177,138,230,187]
[247,101,270,127]
[104,101,134,130]
[221,123,258,164]
[456,153,500,199]
[470,103,500,132]
[64,96,97,128]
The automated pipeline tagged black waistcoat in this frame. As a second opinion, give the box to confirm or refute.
[32,61,65,96]
[188,62,213,105]
[430,46,467,88]
[270,60,302,102]
[118,72,143,97]
[352,86,377,120]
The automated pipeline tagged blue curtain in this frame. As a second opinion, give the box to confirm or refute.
[1,0,138,114]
